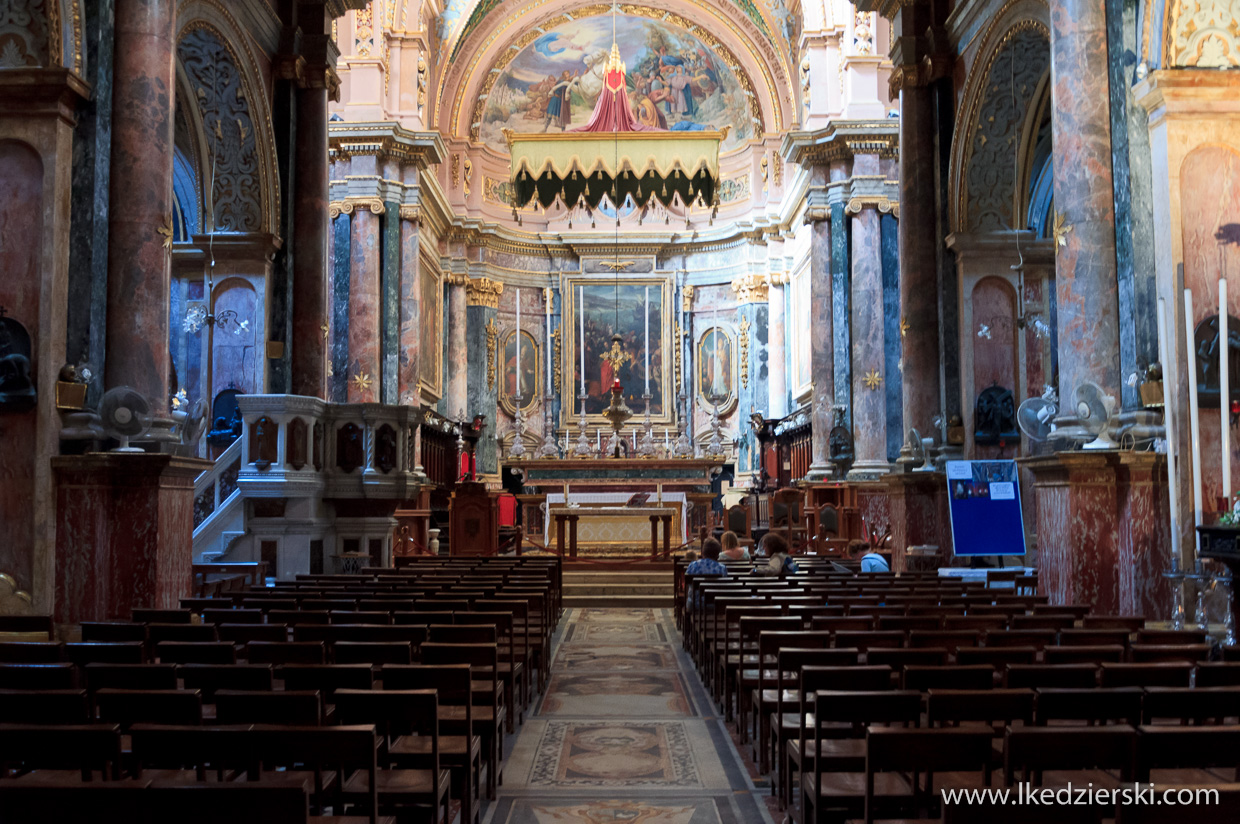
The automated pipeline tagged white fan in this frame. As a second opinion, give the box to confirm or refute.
[1017,391,1058,443]
[1073,381,1118,450]
[175,397,208,455]
[98,387,153,452]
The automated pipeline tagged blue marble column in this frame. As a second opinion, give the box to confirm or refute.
[734,297,769,474]
[547,287,561,434]
[329,214,351,403]
[831,201,852,428]
[881,213,903,462]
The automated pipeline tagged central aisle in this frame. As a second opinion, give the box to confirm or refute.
[485,607,774,824]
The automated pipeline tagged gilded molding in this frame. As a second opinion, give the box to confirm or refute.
[399,204,422,222]
[445,272,471,287]
[731,272,769,303]
[552,327,562,391]
[486,317,499,390]
[681,285,695,313]
[845,196,897,214]
[466,277,504,308]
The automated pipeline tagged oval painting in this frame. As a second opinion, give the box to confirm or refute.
[481,14,752,152]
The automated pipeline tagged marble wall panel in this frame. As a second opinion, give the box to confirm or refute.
[330,214,351,402]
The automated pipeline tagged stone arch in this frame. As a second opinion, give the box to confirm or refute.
[949,0,1050,234]
[175,0,280,237]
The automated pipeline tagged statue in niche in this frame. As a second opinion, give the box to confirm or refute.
[0,314,36,413]
[974,384,1019,446]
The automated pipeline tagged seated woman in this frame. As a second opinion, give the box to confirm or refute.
[720,530,749,562]
[849,539,890,573]
[750,533,798,577]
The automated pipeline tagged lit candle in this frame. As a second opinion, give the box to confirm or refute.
[1186,288,1204,560]
[644,286,650,395]
[516,287,522,400]
[1158,297,1181,561]
[1222,278,1230,500]
[579,286,586,406]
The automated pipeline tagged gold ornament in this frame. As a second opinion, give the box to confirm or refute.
[900,317,910,338]
[863,369,882,390]
[486,317,498,390]
[738,317,751,389]
[321,322,330,340]
[1053,210,1073,248]
[158,216,174,249]
[352,371,374,393]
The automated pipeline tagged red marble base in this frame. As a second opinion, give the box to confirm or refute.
[885,472,952,572]
[1023,452,1171,617]
[52,454,211,626]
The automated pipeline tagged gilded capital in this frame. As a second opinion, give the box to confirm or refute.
[466,277,504,308]
[731,271,769,303]
[845,196,896,215]
[398,204,421,223]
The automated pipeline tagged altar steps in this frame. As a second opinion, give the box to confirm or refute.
[562,571,674,608]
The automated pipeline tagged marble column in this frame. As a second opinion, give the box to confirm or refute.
[767,277,787,419]
[398,212,422,405]
[347,207,381,402]
[1049,0,1121,403]
[897,83,943,455]
[848,190,889,477]
[105,0,176,412]
[465,278,503,477]
[290,79,330,398]
[446,275,469,418]
[733,279,769,476]
[806,217,835,479]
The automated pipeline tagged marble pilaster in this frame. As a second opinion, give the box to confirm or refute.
[1049,0,1122,403]
[380,203,400,405]
[848,180,889,479]
[881,213,902,462]
[290,82,330,399]
[1115,453,1172,619]
[767,278,787,419]
[104,0,176,412]
[398,214,422,404]
[347,208,381,403]
[329,214,351,402]
[885,471,951,572]
[465,277,503,478]
[446,276,469,418]
[806,217,835,479]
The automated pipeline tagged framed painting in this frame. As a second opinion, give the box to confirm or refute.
[697,325,736,412]
[561,275,671,426]
[418,254,443,400]
[790,258,811,402]
[499,329,539,414]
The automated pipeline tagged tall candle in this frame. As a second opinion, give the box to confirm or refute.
[664,428,670,448]
[597,429,602,450]
[1158,297,1181,560]
[644,286,650,395]
[1222,278,1230,500]
[579,286,585,401]
[546,291,553,397]
[632,429,637,449]
[516,288,522,400]
[1185,289,1204,559]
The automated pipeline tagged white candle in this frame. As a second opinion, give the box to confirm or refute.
[1158,297,1181,561]
[664,428,669,448]
[597,430,602,450]
[644,286,650,395]
[632,429,637,448]
[1186,289,1204,559]
[579,286,586,402]
[516,288,522,400]
[1221,278,1230,500]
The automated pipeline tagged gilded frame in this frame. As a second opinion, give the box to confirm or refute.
[499,329,540,415]
[560,274,673,428]
[418,251,444,401]
[696,324,738,414]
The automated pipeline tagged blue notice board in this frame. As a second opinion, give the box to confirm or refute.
[945,460,1027,557]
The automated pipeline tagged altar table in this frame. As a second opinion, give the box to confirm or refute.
[549,504,680,558]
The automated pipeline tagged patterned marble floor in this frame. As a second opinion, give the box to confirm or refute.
[484,607,774,824]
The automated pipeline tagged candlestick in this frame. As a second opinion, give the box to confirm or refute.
[516,288,522,400]
[1186,289,1204,561]
[1222,279,1230,501]
[1158,298,1181,562]
[546,293,553,393]
[579,286,586,404]
[644,286,650,395]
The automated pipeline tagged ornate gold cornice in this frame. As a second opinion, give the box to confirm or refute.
[781,121,901,167]
[329,197,386,219]
[466,277,504,308]
[738,316,751,389]
[328,123,446,168]
[731,272,770,304]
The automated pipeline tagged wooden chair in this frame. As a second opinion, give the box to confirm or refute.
[332,642,413,667]
[84,663,178,693]
[0,663,77,690]
[1035,687,1143,726]
[245,641,325,666]
[419,642,504,796]
[214,690,322,726]
[201,608,264,625]
[1004,664,1098,689]
[247,725,386,823]
[0,689,90,724]
[216,623,287,645]
[1135,628,1207,646]
[1129,643,1212,664]
[178,664,273,702]
[771,488,807,552]
[1196,662,1240,687]
[268,609,330,625]
[1115,784,1240,824]
[276,664,374,700]
[944,800,1098,823]
[1099,662,1192,688]
[1142,686,1240,725]
[1134,725,1240,784]
[0,642,64,663]
[1043,644,1126,665]
[861,728,995,822]
[132,608,193,624]
[1082,615,1145,632]
[147,624,219,645]
[154,641,236,665]
[381,663,485,813]
[0,723,122,782]
[455,610,528,725]
[1004,726,1136,789]
[334,689,453,824]
[1058,627,1132,648]
[725,503,751,539]
[904,665,994,692]
[80,622,148,644]
[95,688,203,728]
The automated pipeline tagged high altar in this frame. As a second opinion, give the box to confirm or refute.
[506,459,719,557]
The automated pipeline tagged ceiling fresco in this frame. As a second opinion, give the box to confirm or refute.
[479,14,753,151]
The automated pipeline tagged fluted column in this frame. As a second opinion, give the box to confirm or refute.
[1050,0,1121,403]
[105,0,176,413]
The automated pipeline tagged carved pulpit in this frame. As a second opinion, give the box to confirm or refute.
[448,481,498,556]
